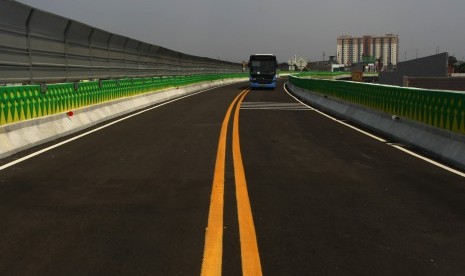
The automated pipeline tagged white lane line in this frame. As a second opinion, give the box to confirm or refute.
[0,85,227,172]
[390,145,465,178]
[283,83,386,142]
[283,82,465,178]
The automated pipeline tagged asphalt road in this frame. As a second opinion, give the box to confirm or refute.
[1,79,465,275]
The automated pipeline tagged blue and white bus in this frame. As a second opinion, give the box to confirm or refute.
[248,54,277,89]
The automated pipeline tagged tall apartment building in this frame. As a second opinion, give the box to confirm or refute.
[337,34,399,68]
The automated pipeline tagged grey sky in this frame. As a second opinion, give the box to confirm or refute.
[16,0,465,63]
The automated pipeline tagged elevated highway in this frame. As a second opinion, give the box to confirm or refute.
[2,1,465,274]
[1,79,465,275]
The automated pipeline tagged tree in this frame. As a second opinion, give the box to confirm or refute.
[448,56,458,67]
[458,63,465,73]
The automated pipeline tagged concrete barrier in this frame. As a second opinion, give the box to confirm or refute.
[0,78,246,159]
[286,81,465,171]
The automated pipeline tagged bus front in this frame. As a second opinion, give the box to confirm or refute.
[249,54,277,89]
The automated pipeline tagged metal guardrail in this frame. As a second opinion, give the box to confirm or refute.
[289,75,465,135]
[0,0,242,84]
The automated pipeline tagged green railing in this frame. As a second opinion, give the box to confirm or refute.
[289,75,465,135]
[0,73,247,125]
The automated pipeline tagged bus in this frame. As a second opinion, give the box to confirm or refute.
[248,54,277,89]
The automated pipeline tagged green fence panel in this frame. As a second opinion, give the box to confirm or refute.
[289,75,465,135]
[0,73,247,126]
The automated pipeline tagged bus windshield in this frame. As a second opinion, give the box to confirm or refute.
[250,60,276,74]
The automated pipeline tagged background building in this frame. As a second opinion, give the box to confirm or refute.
[306,56,344,72]
[337,34,399,69]
[288,56,308,71]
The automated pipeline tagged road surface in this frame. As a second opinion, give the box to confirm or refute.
[1,79,465,275]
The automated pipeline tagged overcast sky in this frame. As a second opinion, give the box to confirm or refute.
[16,0,465,63]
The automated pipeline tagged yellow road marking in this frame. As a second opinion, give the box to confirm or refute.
[232,90,263,276]
[201,89,248,276]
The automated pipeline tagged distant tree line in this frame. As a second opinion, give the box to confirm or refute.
[449,56,465,73]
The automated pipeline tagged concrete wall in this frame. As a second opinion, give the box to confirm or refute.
[379,53,448,86]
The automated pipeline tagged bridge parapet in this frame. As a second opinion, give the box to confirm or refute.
[0,73,246,125]
[289,75,465,135]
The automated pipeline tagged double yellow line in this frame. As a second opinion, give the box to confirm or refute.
[201,89,262,276]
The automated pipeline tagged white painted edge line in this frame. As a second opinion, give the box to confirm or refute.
[0,84,227,172]
[283,83,387,142]
[390,145,465,178]
[283,82,465,179]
